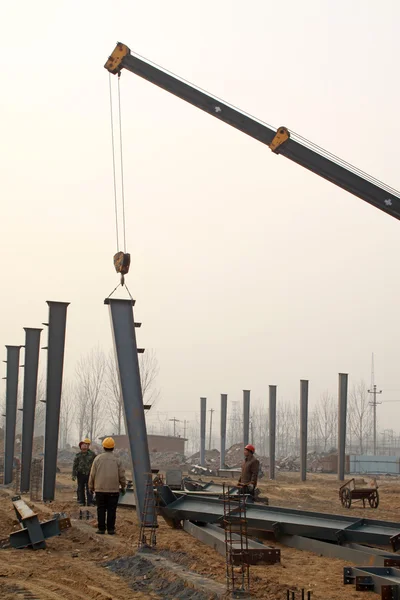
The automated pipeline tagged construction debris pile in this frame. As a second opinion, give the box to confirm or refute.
[276,450,337,473]
[186,449,220,467]
[150,451,186,469]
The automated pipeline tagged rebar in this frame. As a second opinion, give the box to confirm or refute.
[138,472,158,549]
[14,459,21,495]
[223,483,250,596]
[0,454,4,485]
[30,458,43,502]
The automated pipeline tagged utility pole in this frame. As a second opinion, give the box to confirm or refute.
[183,420,189,439]
[209,409,214,450]
[369,353,382,456]
[169,417,180,437]
[368,384,382,455]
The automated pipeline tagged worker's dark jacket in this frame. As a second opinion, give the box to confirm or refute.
[72,449,96,477]
[239,455,259,487]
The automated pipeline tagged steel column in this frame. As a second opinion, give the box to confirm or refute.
[220,394,227,469]
[20,328,42,493]
[300,380,309,482]
[105,298,155,525]
[243,390,250,447]
[338,373,348,481]
[200,398,206,467]
[42,301,69,502]
[4,346,21,485]
[269,385,277,480]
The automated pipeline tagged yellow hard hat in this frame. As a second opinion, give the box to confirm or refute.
[83,438,91,444]
[102,437,115,449]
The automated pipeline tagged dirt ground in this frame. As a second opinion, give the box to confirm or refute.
[0,471,399,599]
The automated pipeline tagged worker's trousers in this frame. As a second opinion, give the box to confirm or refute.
[77,473,93,506]
[95,492,119,532]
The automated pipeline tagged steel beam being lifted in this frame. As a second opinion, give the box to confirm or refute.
[42,301,69,502]
[4,346,21,485]
[20,328,42,493]
[105,298,156,526]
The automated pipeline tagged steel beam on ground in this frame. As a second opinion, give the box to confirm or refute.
[20,328,42,493]
[344,566,400,596]
[269,385,277,480]
[105,298,156,525]
[279,535,400,567]
[300,380,309,482]
[42,301,69,502]
[243,390,250,447]
[4,346,21,485]
[200,397,206,467]
[184,521,280,565]
[338,373,348,481]
[160,495,400,548]
[220,394,227,469]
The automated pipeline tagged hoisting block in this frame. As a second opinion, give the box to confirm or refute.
[0,496,71,550]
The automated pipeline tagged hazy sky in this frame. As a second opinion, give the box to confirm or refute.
[2,1,400,438]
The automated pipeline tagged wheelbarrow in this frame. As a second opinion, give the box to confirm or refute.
[339,478,379,509]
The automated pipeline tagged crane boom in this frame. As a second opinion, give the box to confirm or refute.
[105,43,400,221]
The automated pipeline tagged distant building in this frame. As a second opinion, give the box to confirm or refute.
[100,434,187,455]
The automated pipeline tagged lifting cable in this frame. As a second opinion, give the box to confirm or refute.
[108,72,131,287]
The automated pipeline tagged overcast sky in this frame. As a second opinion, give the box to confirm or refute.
[1,1,400,439]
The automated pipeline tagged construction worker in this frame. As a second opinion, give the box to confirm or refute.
[89,437,126,535]
[72,439,96,506]
[237,444,259,498]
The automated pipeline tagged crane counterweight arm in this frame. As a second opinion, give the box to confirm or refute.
[105,42,400,221]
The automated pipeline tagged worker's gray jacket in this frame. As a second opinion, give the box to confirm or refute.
[89,452,126,493]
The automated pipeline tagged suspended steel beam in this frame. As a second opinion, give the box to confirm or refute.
[105,298,156,525]
[300,380,309,482]
[42,301,69,502]
[200,398,206,467]
[20,328,42,493]
[338,373,348,481]
[243,390,250,447]
[269,385,277,480]
[220,394,227,469]
[4,346,21,485]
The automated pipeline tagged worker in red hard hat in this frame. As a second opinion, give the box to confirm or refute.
[237,444,259,498]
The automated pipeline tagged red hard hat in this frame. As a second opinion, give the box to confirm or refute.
[245,444,255,453]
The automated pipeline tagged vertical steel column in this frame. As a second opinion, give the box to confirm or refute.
[269,385,277,480]
[200,397,207,467]
[42,301,69,502]
[20,328,42,493]
[220,394,227,469]
[243,390,250,447]
[4,346,21,485]
[105,298,155,525]
[300,380,309,482]
[338,373,348,481]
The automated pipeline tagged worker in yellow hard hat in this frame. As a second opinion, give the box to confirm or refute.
[89,437,126,535]
[72,439,96,506]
